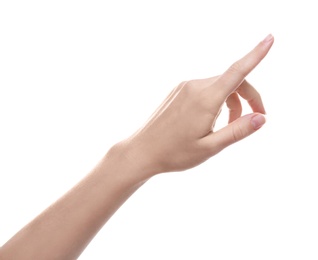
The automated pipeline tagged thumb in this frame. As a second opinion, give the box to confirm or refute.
[205,113,266,153]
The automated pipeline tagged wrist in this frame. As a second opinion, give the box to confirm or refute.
[104,139,156,184]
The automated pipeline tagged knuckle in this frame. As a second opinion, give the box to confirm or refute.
[232,124,246,142]
[228,61,246,77]
[247,92,261,105]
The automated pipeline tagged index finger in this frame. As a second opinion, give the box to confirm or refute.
[215,34,274,97]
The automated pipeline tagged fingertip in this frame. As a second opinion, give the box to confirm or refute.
[262,34,274,45]
[251,113,266,130]
[205,113,267,153]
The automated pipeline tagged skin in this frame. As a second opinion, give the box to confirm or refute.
[0,34,274,259]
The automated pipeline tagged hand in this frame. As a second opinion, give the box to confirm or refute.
[119,34,274,177]
[0,35,274,260]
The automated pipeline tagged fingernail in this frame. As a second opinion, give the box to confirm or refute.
[251,114,266,130]
[262,34,273,44]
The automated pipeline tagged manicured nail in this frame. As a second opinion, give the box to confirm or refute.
[251,114,266,130]
[262,34,273,44]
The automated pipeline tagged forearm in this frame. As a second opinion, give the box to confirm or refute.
[0,35,273,259]
[0,143,148,260]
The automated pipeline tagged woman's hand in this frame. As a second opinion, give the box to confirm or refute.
[0,35,274,260]
[120,34,274,177]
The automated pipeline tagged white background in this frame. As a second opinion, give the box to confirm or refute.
[0,1,317,259]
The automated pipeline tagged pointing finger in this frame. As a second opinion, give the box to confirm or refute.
[214,34,274,98]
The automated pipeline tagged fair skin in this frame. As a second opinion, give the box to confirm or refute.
[0,34,274,259]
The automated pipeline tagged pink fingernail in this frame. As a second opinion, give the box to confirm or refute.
[251,114,266,130]
[262,34,273,44]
